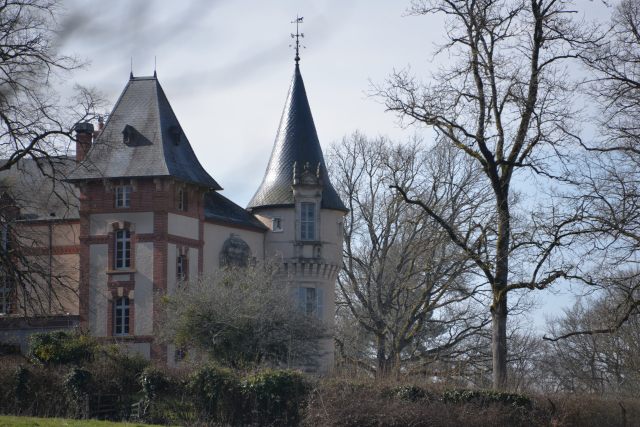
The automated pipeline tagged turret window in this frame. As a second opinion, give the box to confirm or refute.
[298,286,324,320]
[272,217,283,232]
[300,203,316,241]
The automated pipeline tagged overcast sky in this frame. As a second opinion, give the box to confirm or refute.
[58,0,613,325]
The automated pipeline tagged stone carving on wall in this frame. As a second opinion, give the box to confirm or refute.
[219,234,252,268]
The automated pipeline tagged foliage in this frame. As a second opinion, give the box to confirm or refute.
[156,258,330,368]
[385,384,433,402]
[185,364,309,425]
[0,415,163,426]
[441,388,531,408]
[306,376,640,427]
[241,369,309,425]
[27,330,96,365]
[64,368,91,398]
[186,364,241,422]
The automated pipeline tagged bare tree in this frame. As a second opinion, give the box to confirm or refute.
[373,0,599,389]
[553,0,640,337]
[329,132,491,374]
[541,276,640,396]
[0,0,104,317]
[156,258,330,369]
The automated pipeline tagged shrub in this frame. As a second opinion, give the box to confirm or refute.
[187,364,241,423]
[242,369,309,425]
[441,388,532,408]
[384,385,434,402]
[27,330,95,365]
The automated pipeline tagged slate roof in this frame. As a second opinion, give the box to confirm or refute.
[0,158,80,221]
[204,191,268,232]
[67,75,221,190]
[247,64,347,211]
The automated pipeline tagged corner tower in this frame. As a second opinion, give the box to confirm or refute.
[248,63,347,370]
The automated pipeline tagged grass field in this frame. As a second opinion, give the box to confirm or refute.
[0,416,170,427]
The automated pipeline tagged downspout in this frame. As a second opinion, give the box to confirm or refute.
[48,222,52,314]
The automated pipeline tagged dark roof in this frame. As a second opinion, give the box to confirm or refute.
[0,158,80,221]
[247,64,346,211]
[67,76,221,190]
[204,191,268,232]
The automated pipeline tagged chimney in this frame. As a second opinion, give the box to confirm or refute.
[92,116,103,141]
[75,122,94,164]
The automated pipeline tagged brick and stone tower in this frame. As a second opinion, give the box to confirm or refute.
[247,62,348,370]
[67,73,225,361]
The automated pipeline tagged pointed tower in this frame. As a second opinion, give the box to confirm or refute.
[248,63,347,370]
[67,74,251,362]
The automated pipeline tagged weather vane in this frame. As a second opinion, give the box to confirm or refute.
[290,16,305,64]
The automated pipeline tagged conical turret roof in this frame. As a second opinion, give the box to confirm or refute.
[247,64,346,211]
[68,75,221,190]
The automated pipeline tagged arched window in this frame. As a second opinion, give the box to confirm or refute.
[115,229,130,270]
[114,297,130,336]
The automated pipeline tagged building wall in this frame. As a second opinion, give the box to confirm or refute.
[254,204,345,371]
[202,222,265,272]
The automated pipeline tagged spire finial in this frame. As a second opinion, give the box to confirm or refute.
[290,16,305,64]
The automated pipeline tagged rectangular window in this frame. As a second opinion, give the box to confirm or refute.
[114,297,130,336]
[115,229,131,270]
[300,203,316,241]
[272,217,283,232]
[116,186,131,208]
[178,189,187,211]
[297,286,324,320]
[0,275,13,315]
[1,223,11,252]
[177,255,188,281]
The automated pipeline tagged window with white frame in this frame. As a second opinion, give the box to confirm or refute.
[297,286,324,320]
[116,186,131,208]
[272,216,283,232]
[114,297,130,336]
[177,255,188,281]
[337,221,343,236]
[175,347,186,363]
[300,203,316,241]
[115,229,131,270]
[0,275,13,315]
[178,189,186,211]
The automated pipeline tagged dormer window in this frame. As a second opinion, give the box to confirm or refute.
[122,125,135,146]
[300,203,316,241]
[116,186,131,208]
[170,126,181,146]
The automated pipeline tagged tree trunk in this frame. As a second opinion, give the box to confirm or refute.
[376,336,391,375]
[491,296,508,390]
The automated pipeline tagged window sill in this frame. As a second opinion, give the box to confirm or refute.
[106,269,136,274]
